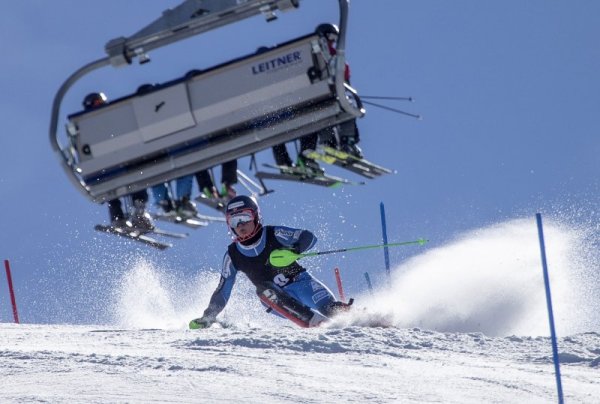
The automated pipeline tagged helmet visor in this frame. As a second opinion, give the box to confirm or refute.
[227,209,255,229]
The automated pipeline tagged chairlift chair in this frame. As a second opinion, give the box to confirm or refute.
[50,0,364,203]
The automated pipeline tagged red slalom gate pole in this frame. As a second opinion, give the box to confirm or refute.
[334,267,346,302]
[4,260,20,324]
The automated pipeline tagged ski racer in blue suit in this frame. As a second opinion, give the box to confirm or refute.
[190,195,352,329]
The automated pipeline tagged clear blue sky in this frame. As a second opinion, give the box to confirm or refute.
[0,1,598,324]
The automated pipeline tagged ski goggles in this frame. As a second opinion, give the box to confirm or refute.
[227,210,255,228]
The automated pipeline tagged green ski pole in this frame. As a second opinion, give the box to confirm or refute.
[269,238,428,267]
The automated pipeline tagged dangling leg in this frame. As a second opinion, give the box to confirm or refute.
[316,125,338,149]
[220,160,238,199]
[299,133,318,153]
[151,183,175,215]
[272,144,293,167]
[195,170,219,199]
[339,119,363,159]
[129,189,154,231]
[107,198,126,227]
[297,133,323,174]
[174,175,197,216]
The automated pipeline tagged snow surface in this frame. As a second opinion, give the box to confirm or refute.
[2,324,600,403]
[2,219,599,402]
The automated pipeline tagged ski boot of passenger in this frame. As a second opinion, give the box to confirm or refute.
[176,196,198,218]
[156,198,177,217]
[201,186,220,201]
[108,204,129,229]
[110,216,129,229]
[340,136,363,159]
[219,182,237,200]
[196,185,227,212]
[295,155,324,176]
[128,200,155,232]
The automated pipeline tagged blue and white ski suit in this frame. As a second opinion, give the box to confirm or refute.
[202,225,337,321]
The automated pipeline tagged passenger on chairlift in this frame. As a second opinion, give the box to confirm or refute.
[83,92,155,231]
[315,23,363,159]
[269,23,363,177]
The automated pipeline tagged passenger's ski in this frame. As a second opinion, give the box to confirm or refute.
[194,213,226,223]
[194,194,228,212]
[256,164,364,188]
[153,213,210,229]
[150,228,189,239]
[94,224,172,250]
[303,147,393,179]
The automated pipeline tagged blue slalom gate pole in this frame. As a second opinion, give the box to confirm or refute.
[536,213,564,404]
[380,202,391,281]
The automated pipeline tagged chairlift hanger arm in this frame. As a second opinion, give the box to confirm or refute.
[105,0,300,66]
[332,0,363,118]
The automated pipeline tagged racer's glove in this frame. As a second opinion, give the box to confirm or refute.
[189,316,215,330]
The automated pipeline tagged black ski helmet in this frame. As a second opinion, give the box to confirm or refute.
[83,92,107,110]
[225,195,262,241]
[316,23,339,39]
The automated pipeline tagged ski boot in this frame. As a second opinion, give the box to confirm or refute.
[110,217,129,229]
[201,186,220,200]
[322,298,355,317]
[219,183,237,200]
[340,136,363,159]
[156,198,177,217]
[176,196,198,218]
[108,202,128,229]
[128,201,155,232]
[296,155,325,176]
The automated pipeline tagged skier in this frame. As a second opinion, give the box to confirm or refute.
[189,195,351,329]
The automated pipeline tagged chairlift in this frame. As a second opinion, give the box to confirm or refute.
[49,0,364,203]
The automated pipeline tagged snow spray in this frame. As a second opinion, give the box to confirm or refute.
[356,218,599,336]
[108,258,278,329]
